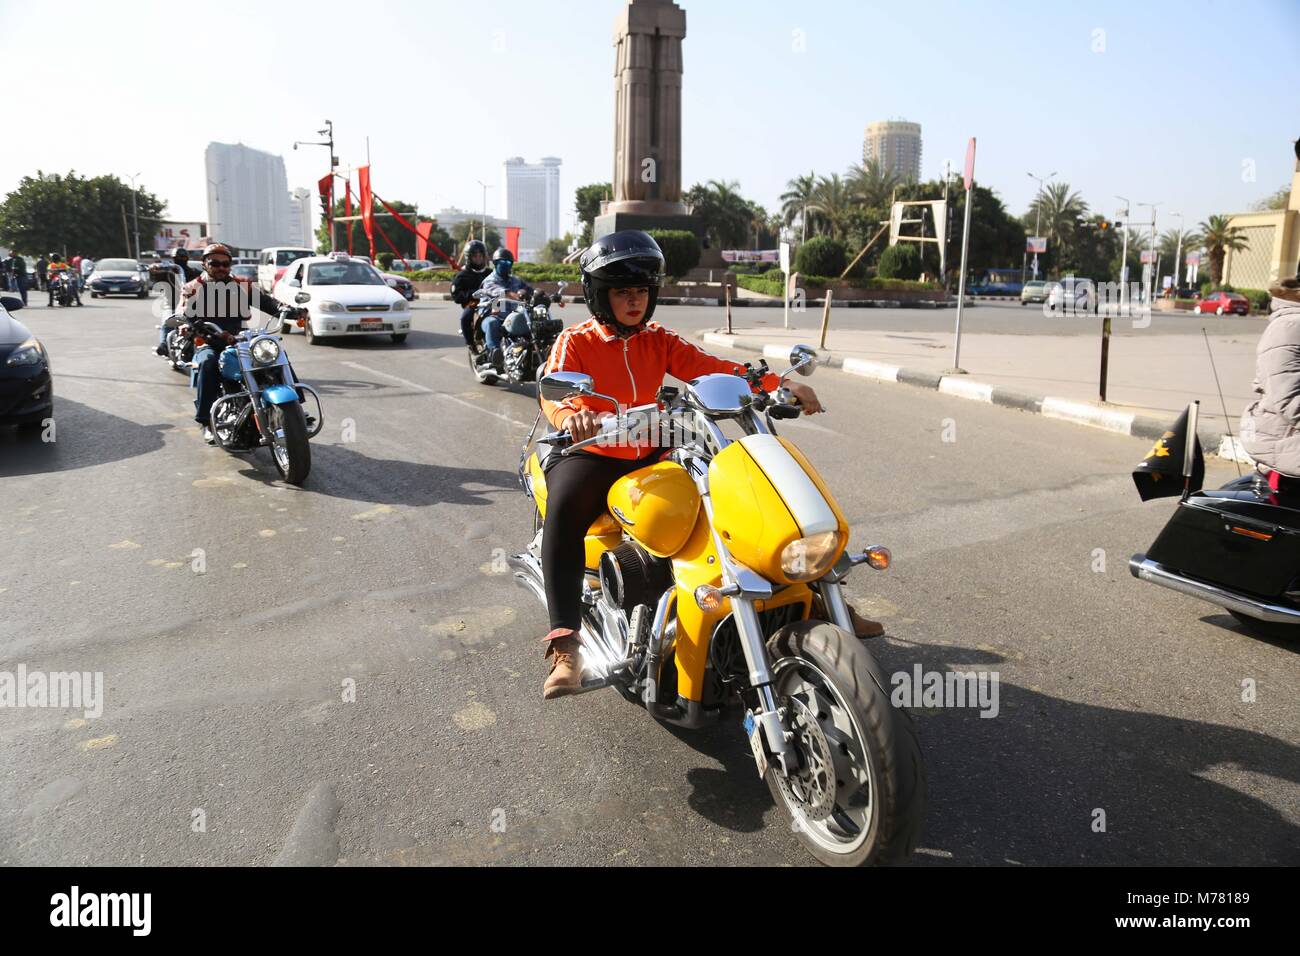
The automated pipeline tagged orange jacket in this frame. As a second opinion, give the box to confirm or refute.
[540,317,782,459]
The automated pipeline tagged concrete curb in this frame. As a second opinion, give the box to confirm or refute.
[695,330,1251,463]
[729,297,954,309]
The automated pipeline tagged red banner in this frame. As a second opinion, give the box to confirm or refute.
[317,174,333,243]
[505,226,520,260]
[345,181,354,256]
[357,165,375,259]
[416,221,433,262]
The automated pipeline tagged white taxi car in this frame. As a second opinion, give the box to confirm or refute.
[272,253,411,345]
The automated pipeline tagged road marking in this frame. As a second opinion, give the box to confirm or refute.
[341,360,528,427]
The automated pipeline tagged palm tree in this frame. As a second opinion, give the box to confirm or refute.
[846,158,901,213]
[1197,214,1250,286]
[1157,228,1200,286]
[685,179,753,250]
[780,172,818,241]
[809,173,853,241]
[1028,183,1088,277]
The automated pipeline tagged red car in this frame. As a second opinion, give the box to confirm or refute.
[1195,291,1250,316]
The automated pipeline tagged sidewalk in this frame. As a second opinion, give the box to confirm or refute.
[697,323,1262,461]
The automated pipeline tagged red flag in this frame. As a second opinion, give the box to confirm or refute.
[345,181,354,255]
[505,226,520,260]
[317,174,334,244]
[416,221,433,262]
[358,165,375,259]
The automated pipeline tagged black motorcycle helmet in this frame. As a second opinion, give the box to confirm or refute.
[491,246,515,280]
[579,230,666,326]
[463,239,488,269]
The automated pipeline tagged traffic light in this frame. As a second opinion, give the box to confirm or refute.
[1099,219,1110,232]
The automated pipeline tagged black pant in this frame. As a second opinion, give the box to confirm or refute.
[542,449,659,630]
[458,306,476,346]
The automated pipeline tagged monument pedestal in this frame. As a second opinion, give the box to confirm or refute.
[594,205,699,239]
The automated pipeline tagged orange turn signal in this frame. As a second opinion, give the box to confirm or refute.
[694,585,725,613]
[865,546,891,570]
[1230,526,1272,541]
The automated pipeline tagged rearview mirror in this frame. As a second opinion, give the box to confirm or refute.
[0,293,23,311]
[294,292,310,304]
[539,371,594,402]
[789,344,818,376]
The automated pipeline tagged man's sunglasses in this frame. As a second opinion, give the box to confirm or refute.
[207,259,232,268]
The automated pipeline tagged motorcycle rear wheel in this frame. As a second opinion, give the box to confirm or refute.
[765,621,926,866]
[268,403,311,485]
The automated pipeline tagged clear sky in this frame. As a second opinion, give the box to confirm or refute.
[3,0,1297,241]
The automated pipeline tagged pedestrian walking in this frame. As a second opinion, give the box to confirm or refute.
[35,255,48,292]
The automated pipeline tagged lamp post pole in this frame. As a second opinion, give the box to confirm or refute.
[294,119,337,251]
[126,171,142,259]
[476,180,493,243]
[1026,170,1055,281]
[1170,212,1184,292]
[1137,202,1160,305]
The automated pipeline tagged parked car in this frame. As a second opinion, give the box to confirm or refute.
[86,258,149,298]
[1194,291,1249,316]
[257,246,314,293]
[388,258,434,273]
[0,293,52,431]
[231,264,259,284]
[381,272,417,301]
[1047,278,1096,314]
[272,253,410,345]
[1020,280,1049,305]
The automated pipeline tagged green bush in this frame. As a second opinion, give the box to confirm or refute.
[647,230,701,278]
[1227,286,1271,311]
[877,243,922,280]
[376,252,395,271]
[794,236,846,277]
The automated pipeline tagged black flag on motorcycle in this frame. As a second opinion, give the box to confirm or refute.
[1133,403,1204,501]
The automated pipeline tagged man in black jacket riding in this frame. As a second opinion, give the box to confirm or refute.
[451,239,491,347]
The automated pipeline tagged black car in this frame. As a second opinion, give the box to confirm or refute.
[87,258,149,298]
[0,293,52,430]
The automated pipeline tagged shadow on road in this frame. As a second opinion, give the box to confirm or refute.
[235,440,518,506]
[869,639,1300,865]
[0,398,171,477]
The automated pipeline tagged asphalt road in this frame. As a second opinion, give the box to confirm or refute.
[1,293,1296,866]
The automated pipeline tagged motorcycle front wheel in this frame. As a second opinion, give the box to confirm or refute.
[268,403,311,485]
[765,621,926,866]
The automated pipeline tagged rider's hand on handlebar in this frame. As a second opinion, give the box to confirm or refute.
[565,410,608,443]
[786,381,824,415]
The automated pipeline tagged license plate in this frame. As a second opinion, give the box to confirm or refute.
[360,316,381,324]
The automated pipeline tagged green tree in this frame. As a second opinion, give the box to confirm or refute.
[808,173,854,241]
[647,229,701,277]
[575,182,612,245]
[1197,214,1250,286]
[794,236,847,277]
[846,158,902,213]
[877,242,921,280]
[684,179,752,249]
[537,233,576,264]
[1027,182,1089,278]
[0,170,166,259]
[780,172,818,240]
[314,198,450,264]
[1060,215,1123,281]
[450,219,501,253]
[895,179,1024,284]
[1252,184,1291,211]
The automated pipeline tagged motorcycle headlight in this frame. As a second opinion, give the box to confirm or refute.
[390,300,409,312]
[5,339,43,368]
[251,338,281,365]
[319,300,344,313]
[779,531,843,582]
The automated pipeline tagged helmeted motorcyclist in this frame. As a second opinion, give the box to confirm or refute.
[177,242,302,444]
[451,239,491,347]
[530,230,881,699]
[46,254,79,306]
[475,248,533,371]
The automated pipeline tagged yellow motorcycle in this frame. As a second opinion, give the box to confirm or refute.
[510,345,926,866]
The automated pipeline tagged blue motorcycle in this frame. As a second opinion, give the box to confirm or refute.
[192,318,323,484]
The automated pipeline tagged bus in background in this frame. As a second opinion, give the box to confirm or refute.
[968,268,1024,296]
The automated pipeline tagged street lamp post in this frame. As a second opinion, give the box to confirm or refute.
[1137,202,1160,305]
[1170,212,1184,292]
[206,178,227,238]
[1026,170,1055,281]
[126,171,142,259]
[1115,195,1131,312]
[294,120,337,251]
[476,180,493,244]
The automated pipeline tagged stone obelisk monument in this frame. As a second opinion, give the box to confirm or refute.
[593,0,698,238]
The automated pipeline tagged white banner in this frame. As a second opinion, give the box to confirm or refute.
[721,249,779,263]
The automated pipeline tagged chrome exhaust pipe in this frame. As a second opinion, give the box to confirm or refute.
[1129,554,1300,624]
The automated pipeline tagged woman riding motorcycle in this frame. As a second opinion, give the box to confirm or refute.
[1241,276,1300,501]
[535,230,879,699]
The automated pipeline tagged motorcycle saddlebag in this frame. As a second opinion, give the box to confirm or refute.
[1146,493,1300,598]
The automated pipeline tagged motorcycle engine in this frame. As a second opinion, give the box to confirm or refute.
[503,341,529,382]
[598,541,672,615]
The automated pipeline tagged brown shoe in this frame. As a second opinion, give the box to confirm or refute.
[847,603,885,639]
[543,631,583,700]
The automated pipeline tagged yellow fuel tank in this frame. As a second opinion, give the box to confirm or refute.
[607,461,701,558]
[708,434,848,584]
